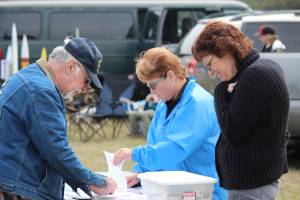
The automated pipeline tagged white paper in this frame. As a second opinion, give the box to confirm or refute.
[103,151,127,192]
[64,183,91,199]
[93,187,147,200]
[126,187,144,195]
[63,174,147,200]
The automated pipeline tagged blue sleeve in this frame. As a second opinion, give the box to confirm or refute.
[132,110,159,173]
[131,95,217,171]
[132,163,146,173]
[23,89,106,188]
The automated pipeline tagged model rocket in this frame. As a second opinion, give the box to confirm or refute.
[21,34,30,68]
[40,47,47,61]
[5,45,12,80]
[11,23,19,74]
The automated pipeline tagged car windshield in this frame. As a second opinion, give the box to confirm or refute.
[242,21,300,52]
[176,22,206,55]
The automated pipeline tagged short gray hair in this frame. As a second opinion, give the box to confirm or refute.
[49,46,75,64]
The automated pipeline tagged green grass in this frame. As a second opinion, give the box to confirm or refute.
[68,119,300,200]
[278,154,300,200]
[68,120,146,171]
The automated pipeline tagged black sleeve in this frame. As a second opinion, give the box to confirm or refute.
[214,69,264,144]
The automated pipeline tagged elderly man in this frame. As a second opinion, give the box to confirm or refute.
[0,37,116,199]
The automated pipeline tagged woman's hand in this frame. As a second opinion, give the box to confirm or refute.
[126,172,140,188]
[227,81,237,93]
[113,148,132,166]
[89,178,117,195]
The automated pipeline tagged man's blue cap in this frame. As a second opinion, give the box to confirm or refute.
[64,37,103,89]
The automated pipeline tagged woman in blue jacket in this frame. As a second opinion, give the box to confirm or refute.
[113,47,227,200]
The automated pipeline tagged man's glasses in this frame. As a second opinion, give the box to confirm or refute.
[97,59,102,72]
[146,75,166,90]
[75,62,91,85]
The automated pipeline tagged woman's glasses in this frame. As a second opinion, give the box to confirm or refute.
[200,55,214,72]
[146,75,166,90]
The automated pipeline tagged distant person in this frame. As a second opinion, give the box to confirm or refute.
[0,37,117,199]
[193,21,289,200]
[113,47,227,200]
[125,93,158,136]
[255,25,286,52]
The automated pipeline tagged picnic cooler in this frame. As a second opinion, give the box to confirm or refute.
[138,171,217,200]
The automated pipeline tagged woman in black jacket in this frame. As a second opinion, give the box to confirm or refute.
[192,21,290,200]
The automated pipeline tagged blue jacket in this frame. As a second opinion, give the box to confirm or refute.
[131,78,227,200]
[0,63,106,199]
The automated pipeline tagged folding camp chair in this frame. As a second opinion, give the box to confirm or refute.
[73,73,135,141]
[66,89,104,142]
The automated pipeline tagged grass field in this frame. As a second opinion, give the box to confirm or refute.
[68,120,300,200]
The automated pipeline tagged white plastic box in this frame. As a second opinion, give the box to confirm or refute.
[138,171,217,200]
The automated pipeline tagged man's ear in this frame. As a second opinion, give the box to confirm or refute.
[65,60,75,75]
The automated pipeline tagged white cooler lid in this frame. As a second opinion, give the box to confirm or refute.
[137,171,217,186]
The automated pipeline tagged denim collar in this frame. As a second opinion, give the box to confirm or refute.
[36,59,63,97]
[36,59,56,83]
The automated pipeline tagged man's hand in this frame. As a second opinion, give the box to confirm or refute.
[89,178,117,195]
[113,148,132,166]
[126,172,140,188]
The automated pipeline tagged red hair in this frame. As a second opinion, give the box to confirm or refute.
[192,21,253,65]
[136,47,188,81]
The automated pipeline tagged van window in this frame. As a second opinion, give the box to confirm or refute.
[49,12,135,40]
[194,11,208,19]
[138,9,147,33]
[143,10,159,40]
[162,10,198,44]
[0,11,41,40]
[242,22,300,52]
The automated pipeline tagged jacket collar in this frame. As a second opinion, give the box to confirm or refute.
[229,49,260,83]
[36,59,64,97]
[237,49,260,73]
[36,59,56,82]
[162,77,196,123]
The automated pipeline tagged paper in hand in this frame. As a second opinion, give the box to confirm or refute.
[103,151,127,192]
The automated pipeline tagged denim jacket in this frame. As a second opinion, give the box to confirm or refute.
[0,63,106,199]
